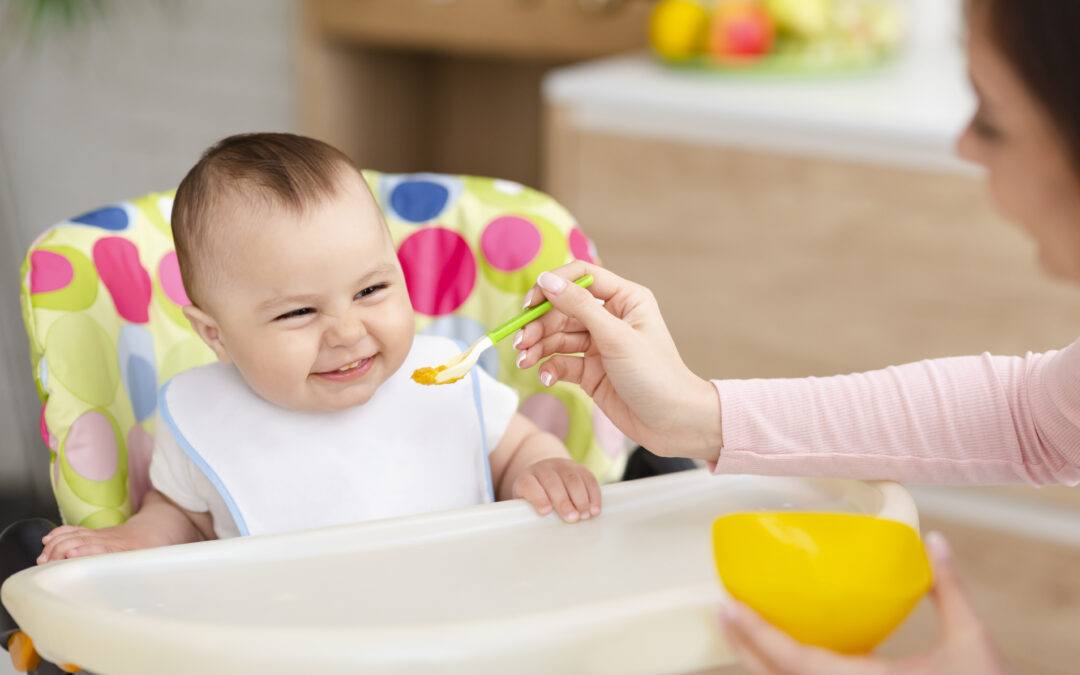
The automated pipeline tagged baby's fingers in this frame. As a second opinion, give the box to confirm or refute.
[537,469,580,523]
[558,467,595,520]
[41,525,83,544]
[38,532,88,564]
[513,474,553,517]
[579,469,603,517]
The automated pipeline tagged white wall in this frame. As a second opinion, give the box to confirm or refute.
[0,0,295,502]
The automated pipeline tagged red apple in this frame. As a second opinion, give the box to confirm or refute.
[709,1,775,63]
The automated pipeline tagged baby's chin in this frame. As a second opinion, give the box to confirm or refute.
[251,383,381,413]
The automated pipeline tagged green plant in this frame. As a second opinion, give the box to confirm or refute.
[1,0,108,48]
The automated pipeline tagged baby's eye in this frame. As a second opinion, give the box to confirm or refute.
[355,283,388,300]
[274,307,314,321]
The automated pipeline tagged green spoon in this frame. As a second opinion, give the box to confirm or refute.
[415,274,594,385]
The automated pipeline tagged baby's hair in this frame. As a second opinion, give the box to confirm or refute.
[172,132,362,306]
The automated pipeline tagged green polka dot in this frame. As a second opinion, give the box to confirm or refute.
[479,213,569,295]
[464,176,548,208]
[159,336,215,386]
[59,407,127,509]
[79,508,125,529]
[30,245,99,312]
[45,313,120,408]
[132,191,174,237]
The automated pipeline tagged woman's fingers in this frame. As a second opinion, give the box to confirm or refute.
[534,272,629,353]
[924,532,983,638]
[516,331,592,369]
[521,261,621,309]
[720,602,879,675]
[535,355,587,388]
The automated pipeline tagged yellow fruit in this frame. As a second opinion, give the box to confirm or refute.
[650,0,709,61]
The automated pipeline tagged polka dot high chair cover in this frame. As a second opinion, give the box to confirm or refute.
[20,171,627,529]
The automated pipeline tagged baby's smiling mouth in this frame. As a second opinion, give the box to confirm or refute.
[313,355,375,378]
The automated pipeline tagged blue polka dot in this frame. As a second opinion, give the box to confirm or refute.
[71,206,129,231]
[126,357,158,422]
[422,316,499,378]
[391,181,449,223]
[118,325,157,422]
[38,357,49,394]
[379,173,464,225]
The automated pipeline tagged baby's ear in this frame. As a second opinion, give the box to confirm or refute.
[182,305,233,364]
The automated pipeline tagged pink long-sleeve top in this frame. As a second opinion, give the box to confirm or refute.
[712,339,1080,486]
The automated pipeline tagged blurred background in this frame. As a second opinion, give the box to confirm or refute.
[1,1,1078,673]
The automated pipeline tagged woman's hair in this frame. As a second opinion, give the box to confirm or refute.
[981,0,1080,170]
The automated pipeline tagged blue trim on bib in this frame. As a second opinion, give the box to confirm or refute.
[470,368,495,504]
[453,338,495,504]
[158,380,251,536]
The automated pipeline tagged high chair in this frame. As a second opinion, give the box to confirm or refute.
[2,172,922,674]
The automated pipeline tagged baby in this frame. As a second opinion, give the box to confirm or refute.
[39,133,601,561]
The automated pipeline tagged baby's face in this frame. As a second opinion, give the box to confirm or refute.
[188,172,415,412]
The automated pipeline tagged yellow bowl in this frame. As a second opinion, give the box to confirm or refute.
[712,512,932,654]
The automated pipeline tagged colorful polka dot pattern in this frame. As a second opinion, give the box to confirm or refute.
[21,191,216,528]
[22,174,619,530]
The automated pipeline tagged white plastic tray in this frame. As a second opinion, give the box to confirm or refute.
[2,470,918,674]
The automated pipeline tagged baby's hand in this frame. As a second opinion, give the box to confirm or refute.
[512,457,602,523]
[37,525,137,564]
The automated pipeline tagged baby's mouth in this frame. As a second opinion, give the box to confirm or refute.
[313,355,375,378]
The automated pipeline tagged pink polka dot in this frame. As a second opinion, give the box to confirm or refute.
[64,411,119,481]
[520,393,570,441]
[592,406,625,459]
[127,425,154,511]
[93,237,152,324]
[30,250,74,294]
[158,251,190,306]
[481,216,542,271]
[39,405,49,448]
[398,227,477,317]
[569,228,596,264]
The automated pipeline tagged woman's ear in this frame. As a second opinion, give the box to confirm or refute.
[182,305,233,364]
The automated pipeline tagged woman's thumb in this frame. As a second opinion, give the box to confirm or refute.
[925,532,982,637]
[537,271,624,346]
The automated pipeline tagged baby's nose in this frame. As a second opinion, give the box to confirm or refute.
[325,313,367,346]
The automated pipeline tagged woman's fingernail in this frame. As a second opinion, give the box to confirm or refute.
[540,371,553,387]
[538,271,567,293]
[521,290,534,309]
[925,531,951,562]
[516,351,527,368]
[513,330,524,349]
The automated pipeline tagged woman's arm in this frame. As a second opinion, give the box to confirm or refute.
[714,345,1080,486]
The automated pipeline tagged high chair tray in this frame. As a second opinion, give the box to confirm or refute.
[2,469,918,674]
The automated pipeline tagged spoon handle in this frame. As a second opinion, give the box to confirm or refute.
[486,275,594,344]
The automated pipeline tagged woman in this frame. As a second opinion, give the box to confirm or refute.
[515,1,1080,672]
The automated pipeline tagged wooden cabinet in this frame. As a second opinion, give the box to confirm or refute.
[297,0,652,187]
[543,55,1080,513]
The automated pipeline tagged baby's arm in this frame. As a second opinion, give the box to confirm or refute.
[37,490,215,564]
[488,412,602,523]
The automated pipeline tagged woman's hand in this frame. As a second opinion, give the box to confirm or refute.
[719,533,1007,675]
[515,262,722,460]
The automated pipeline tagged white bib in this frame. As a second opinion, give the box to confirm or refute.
[159,336,494,537]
